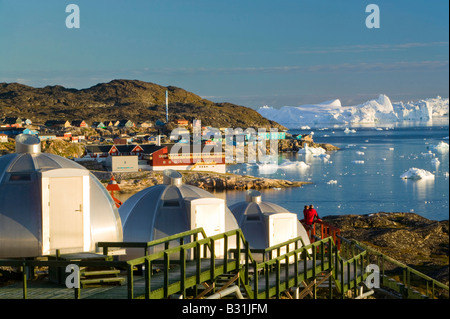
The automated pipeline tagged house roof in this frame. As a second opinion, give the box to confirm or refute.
[71,120,86,125]
[85,144,166,155]
[45,120,69,126]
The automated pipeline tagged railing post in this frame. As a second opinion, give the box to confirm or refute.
[276,259,281,299]
[196,242,201,285]
[253,260,258,300]
[210,238,215,281]
[127,263,134,299]
[236,231,241,271]
[224,234,228,273]
[164,251,170,298]
[22,263,27,300]
[265,263,270,299]
[285,255,289,292]
[353,258,358,295]
[340,259,345,298]
[320,241,325,272]
[145,258,151,299]
[180,247,186,297]
[294,248,299,287]
[245,244,250,285]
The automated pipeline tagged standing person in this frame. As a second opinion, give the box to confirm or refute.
[303,205,310,222]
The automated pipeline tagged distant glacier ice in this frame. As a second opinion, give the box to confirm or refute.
[258,95,449,128]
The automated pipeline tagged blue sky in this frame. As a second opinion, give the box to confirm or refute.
[0,0,448,108]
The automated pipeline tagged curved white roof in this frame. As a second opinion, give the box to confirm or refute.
[229,190,310,251]
[0,135,123,258]
[119,170,239,244]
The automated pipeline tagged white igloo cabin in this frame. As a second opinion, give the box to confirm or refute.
[229,190,311,261]
[0,134,123,258]
[118,169,239,259]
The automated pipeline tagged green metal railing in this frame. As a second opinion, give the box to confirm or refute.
[98,227,209,257]
[243,237,337,299]
[0,257,128,299]
[348,238,449,299]
[251,236,311,262]
[2,228,405,300]
[124,228,250,299]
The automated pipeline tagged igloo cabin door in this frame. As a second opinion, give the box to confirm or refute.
[188,198,226,257]
[41,174,91,255]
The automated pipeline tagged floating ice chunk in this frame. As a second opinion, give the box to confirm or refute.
[431,158,440,166]
[356,151,365,156]
[421,151,435,157]
[278,160,310,170]
[327,180,338,184]
[344,128,357,134]
[352,160,365,164]
[375,127,384,131]
[429,141,449,153]
[389,148,394,151]
[298,145,326,155]
[382,158,387,161]
[257,163,278,174]
[314,153,331,162]
[400,168,435,180]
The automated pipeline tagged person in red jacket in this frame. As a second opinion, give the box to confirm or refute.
[304,204,322,226]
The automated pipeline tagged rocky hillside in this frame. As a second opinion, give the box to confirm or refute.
[323,212,449,286]
[0,80,285,130]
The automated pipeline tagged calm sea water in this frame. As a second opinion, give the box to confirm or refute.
[222,121,449,221]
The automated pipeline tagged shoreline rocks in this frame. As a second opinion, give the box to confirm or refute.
[323,212,449,286]
[93,170,311,193]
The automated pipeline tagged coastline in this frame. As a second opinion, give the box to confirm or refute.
[94,169,311,193]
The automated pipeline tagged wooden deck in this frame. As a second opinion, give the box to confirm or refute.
[0,259,235,299]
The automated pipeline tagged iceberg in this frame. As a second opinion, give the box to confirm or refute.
[400,168,435,180]
[431,158,440,166]
[429,141,449,154]
[278,160,310,170]
[298,145,326,155]
[257,163,278,174]
[258,95,449,128]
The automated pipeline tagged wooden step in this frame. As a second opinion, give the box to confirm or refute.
[81,277,126,286]
[81,269,121,277]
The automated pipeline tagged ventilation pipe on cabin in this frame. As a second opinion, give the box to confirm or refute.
[15,134,41,154]
[162,169,183,186]
[245,189,262,204]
